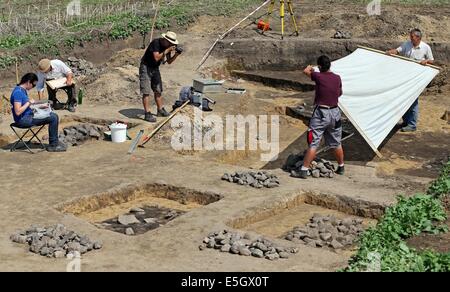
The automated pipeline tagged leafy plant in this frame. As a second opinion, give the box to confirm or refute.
[428,161,450,198]
[0,55,18,69]
[344,193,449,272]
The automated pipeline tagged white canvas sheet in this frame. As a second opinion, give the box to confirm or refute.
[330,48,440,153]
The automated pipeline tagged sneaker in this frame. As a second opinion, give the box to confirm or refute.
[67,104,76,113]
[157,107,170,117]
[47,143,67,152]
[396,121,407,128]
[336,165,345,175]
[52,102,65,110]
[291,169,309,179]
[144,112,157,123]
[401,125,416,132]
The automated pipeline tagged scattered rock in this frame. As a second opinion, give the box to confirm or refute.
[279,251,290,259]
[221,171,280,188]
[10,224,102,258]
[221,244,231,252]
[284,214,365,250]
[286,156,338,179]
[93,242,103,250]
[251,249,264,258]
[144,218,157,224]
[266,253,280,261]
[54,250,65,258]
[330,239,344,249]
[333,30,352,39]
[59,124,107,146]
[201,229,296,260]
[66,57,100,77]
[118,214,140,226]
[239,247,251,256]
[130,207,145,213]
[125,228,135,235]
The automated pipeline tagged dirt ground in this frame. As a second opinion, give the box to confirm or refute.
[0,1,449,271]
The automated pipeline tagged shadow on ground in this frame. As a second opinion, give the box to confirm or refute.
[119,108,145,120]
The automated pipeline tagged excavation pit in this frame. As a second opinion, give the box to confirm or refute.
[57,184,223,236]
[228,192,384,249]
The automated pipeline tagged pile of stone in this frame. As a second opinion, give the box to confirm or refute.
[59,124,106,146]
[199,230,298,261]
[284,214,365,249]
[332,30,352,39]
[221,171,280,188]
[104,207,183,236]
[10,224,102,258]
[284,154,337,178]
[66,57,99,77]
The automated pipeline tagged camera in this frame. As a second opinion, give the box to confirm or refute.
[175,46,184,54]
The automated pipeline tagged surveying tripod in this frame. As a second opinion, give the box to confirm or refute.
[264,0,299,39]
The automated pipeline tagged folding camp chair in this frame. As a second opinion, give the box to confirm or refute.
[10,123,46,154]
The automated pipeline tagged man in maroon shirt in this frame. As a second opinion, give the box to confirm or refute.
[293,55,345,179]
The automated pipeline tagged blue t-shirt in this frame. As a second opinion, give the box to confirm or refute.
[10,86,32,123]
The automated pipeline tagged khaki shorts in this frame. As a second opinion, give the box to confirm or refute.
[139,62,163,95]
[308,106,342,149]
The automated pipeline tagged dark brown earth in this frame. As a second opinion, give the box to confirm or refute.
[407,212,450,253]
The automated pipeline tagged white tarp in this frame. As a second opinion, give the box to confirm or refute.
[330,48,440,155]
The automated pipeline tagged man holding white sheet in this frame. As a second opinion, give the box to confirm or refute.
[387,28,434,132]
[36,59,77,113]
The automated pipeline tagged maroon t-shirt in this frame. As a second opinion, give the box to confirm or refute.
[311,71,342,107]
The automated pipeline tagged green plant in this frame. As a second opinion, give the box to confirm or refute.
[0,55,18,69]
[428,161,450,198]
[344,194,449,272]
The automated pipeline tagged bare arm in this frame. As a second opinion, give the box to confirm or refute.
[65,73,74,86]
[420,59,434,65]
[14,100,34,116]
[303,65,314,78]
[166,52,180,65]
[153,46,176,62]
[386,49,399,55]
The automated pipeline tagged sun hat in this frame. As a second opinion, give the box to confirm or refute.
[162,31,179,45]
[38,59,51,72]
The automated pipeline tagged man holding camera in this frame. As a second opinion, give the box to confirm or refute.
[139,31,182,122]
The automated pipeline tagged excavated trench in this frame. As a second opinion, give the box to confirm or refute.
[57,183,223,236]
[227,191,384,250]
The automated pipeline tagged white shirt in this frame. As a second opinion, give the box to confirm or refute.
[37,59,73,92]
[397,41,434,61]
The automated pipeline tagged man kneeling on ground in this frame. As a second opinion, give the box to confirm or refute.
[37,58,77,112]
[294,55,345,179]
[11,73,66,152]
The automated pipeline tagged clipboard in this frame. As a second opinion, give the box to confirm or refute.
[45,78,75,90]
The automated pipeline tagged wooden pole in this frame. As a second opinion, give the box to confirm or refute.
[149,0,161,43]
[196,0,271,71]
[15,60,19,84]
[139,100,190,147]
[357,45,442,71]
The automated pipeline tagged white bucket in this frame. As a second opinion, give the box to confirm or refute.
[110,122,127,143]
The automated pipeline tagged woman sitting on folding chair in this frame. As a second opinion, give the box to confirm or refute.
[10,73,66,152]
